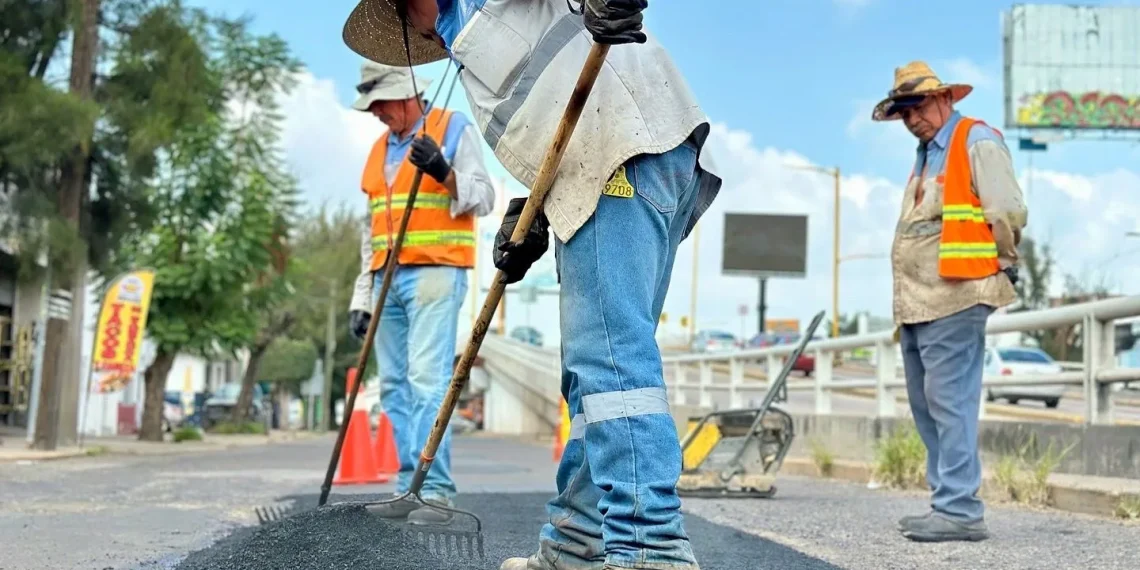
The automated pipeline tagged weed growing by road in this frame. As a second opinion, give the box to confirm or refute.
[810,439,835,477]
[1114,495,1140,520]
[209,421,267,435]
[173,426,204,442]
[990,435,1075,506]
[872,422,927,489]
[84,445,109,456]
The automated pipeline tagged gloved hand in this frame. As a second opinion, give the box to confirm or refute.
[582,0,648,45]
[409,134,451,183]
[494,197,550,284]
[349,310,371,341]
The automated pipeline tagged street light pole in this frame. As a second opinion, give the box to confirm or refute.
[785,162,842,338]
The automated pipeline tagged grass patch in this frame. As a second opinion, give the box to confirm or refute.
[990,435,1075,506]
[872,422,927,490]
[208,421,267,435]
[84,445,109,456]
[809,439,835,477]
[1114,495,1140,520]
[172,426,204,442]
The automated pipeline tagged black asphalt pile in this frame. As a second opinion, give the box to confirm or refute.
[177,493,840,570]
[176,502,483,570]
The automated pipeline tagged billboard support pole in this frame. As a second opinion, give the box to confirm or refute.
[757,277,768,337]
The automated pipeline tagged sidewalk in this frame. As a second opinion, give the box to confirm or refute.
[0,429,322,463]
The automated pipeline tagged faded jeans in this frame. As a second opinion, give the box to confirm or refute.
[535,138,705,569]
[899,303,993,523]
[372,265,468,503]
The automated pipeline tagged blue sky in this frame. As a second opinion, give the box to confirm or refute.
[188,0,1140,344]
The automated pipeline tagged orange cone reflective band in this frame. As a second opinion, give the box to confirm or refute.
[938,116,1000,279]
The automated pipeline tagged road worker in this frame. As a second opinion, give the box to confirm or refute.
[346,60,496,525]
[873,61,1027,543]
[342,1,723,568]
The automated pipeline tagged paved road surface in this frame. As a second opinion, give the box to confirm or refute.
[2,434,1137,569]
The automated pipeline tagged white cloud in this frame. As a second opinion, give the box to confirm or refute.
[278,71,1140,349]
[940,57,998,91]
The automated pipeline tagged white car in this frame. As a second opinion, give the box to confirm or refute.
[690,330,739,353]
[984,346,1064,408]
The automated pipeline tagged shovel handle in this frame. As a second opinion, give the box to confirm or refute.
[409,43,611,493]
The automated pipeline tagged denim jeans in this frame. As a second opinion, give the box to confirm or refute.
[899,303,993,523]
[534,139,705,570]
[371,264,468,503]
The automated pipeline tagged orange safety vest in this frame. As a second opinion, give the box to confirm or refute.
[361,107,475,271]
[937,116,1001,280]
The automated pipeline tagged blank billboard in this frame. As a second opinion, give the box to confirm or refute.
[1003,4,1140,131]
[721,213,807,279]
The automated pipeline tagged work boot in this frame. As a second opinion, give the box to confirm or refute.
[406,498,455,526]
[363,494,421,519]
[901,512,989,542]
[897,510,932,530]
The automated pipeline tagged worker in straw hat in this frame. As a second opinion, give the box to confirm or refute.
[347,59,496,525]
[873,61,1027,543]
[342,1,722,569]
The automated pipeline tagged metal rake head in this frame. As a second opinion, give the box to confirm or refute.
[403,524,485,561]
[254,504,290,525]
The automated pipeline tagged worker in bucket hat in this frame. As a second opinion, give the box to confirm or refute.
[342,1,723,569]
[347,59,496,525]
[874,61,1027,543]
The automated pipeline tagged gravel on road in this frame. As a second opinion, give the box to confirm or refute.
[682,474,1140,570]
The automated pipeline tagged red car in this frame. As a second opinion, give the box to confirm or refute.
[749,333,815,376]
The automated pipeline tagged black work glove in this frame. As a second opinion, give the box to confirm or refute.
[494,197,550,284]
[349,310,370,341]
[409,134,451,183]
[581,0,648,45]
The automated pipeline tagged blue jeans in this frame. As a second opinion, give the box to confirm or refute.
[535,140,704,569]
[899,303,993,523]
[372,265,468,503]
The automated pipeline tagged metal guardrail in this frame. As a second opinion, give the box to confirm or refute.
[661,296,1140,425]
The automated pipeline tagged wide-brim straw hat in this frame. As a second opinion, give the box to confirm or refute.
[351,60,433,111]
[342,0,450,66]
[872,61,973,121]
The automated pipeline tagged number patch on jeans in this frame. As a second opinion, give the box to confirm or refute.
[602,166,635,198]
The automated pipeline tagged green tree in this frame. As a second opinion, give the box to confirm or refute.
[257,337,319,391]
[118,12,302,441]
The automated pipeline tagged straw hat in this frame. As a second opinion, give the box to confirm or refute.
[871,61,973,121]
[342,0,450,66]
[351,60,433,112]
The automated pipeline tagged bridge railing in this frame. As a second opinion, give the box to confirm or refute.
[662,296,1140,425]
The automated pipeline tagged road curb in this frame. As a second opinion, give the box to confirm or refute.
[779,456,1140,521]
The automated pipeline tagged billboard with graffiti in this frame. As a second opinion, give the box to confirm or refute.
[1002,4,1140,131]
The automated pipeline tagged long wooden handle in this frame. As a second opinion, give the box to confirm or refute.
[318,169,424,507]
[409,43,611,493]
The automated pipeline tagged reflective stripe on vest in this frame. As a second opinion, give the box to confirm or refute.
[360,107,476,270]
[938,116,1000,279]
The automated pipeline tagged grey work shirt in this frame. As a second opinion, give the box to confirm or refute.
[890,111,1029,326]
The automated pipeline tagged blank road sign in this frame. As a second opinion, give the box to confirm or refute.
[721,213,808,278]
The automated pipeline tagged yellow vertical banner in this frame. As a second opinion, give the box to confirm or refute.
[91,269,156,393]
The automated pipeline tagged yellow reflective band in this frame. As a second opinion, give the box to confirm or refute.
[371,230,475,250]
[938,242,998,259]
[942,204,986,223]
[370,194,451,212]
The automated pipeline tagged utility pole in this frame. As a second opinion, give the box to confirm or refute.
[35,0,100,450]
[320,278,337,431]
[688,223,700,343]
[831,167,841,339]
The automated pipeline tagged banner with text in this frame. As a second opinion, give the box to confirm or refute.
[92,269,155,393]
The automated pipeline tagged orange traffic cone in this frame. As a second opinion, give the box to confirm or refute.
[373,412,400,475]
[334,407,390,485]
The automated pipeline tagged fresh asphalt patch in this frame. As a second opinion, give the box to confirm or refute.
[175,492,841,570]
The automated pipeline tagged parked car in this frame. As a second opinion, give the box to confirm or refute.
[984,346,1064,408]
[162,397,183,433]
[510,326,544,347]
[201,383,273,432]
[690,330,739,353]
[749,333,816,376]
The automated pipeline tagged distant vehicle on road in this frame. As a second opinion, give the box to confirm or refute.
[690,330,739,353]
[749,332,816,376]
[202,383,273,432]
[510,326,544,347]
[984,346,1064,408]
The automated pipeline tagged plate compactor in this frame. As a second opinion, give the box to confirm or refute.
[677,310,826,499]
